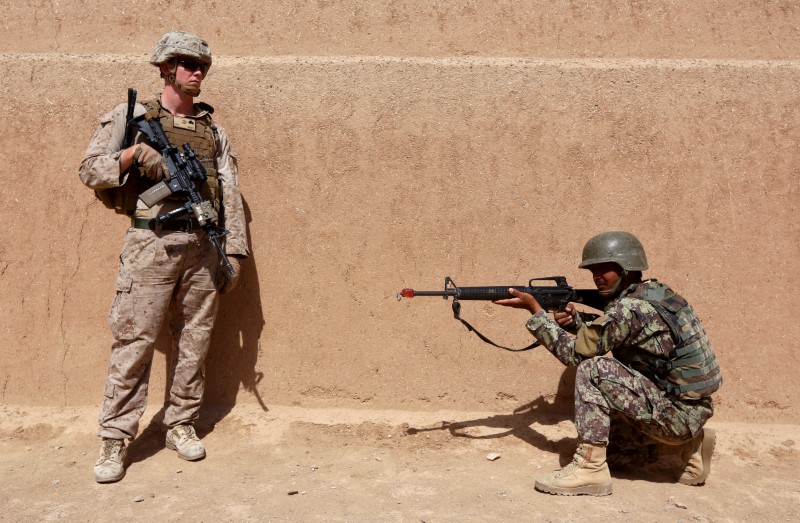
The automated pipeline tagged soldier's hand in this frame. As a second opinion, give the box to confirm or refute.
[493,288,542,314]
[134,143,165,181]
[554,303,578,328]
[219,257,242,294]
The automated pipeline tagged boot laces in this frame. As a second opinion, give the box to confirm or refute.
[100,439,123,461]
[552,459,580,478]
[552,444,591,478]
[173,424,198,441]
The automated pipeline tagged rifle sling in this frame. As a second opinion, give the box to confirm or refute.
[452,300,540,352]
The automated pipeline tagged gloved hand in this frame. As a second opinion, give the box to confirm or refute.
[219,256,242,294]
[134,144,165,182]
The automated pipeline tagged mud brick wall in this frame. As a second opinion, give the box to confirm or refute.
[1,1,798,422]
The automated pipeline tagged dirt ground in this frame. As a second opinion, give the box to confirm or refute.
[1,404,798,522]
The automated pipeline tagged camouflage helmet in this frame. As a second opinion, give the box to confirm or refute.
[150,31,212,69]
[579,231,649,271]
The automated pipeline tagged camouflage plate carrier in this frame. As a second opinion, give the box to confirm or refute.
[620,281,722,400]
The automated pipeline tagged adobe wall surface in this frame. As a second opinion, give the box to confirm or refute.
[1,1,798,423]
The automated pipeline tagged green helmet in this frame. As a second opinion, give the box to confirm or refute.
[579,231,649,271]
[150,31,212,70]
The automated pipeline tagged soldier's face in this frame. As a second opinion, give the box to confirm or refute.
[589,263,622,293]
[176,59,205,87]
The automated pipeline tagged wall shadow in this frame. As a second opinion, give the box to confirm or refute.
[406,366,579,463]
[404,364,687,484]
[199,196,267,435]
[126,406,168,465]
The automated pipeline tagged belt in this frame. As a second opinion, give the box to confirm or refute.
[133,217,200,232]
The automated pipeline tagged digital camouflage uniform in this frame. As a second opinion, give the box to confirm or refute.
[526,280,716,462]
[79,97,249,440]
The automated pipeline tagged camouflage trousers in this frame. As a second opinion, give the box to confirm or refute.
[574,357,713,447]
[98,227,221,440]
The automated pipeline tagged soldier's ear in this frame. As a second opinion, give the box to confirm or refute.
[159,60,175,79]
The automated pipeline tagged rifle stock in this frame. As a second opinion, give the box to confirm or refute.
[122,88,137,149]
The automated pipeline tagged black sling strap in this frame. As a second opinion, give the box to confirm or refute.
[451,299,540,352]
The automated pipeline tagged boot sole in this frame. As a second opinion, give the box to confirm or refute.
[95,469,125,483]
[679,427,715,486]
[534,481,613,496]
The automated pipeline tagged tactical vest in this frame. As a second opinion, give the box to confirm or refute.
[140,99,220,209]
[619,282,722,400]
[97,99,220,215]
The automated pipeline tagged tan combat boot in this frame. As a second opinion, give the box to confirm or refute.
[675,428,715,485]
[166,424,206,461]
[535,442,613,496]
[94,438,127,483]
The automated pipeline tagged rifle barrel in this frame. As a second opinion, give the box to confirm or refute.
[398,289,446,298]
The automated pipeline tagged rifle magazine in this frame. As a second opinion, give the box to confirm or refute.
[139,182,173,208]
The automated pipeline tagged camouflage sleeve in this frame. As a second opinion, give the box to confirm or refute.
[597,297,674,357]
[78,103,130,190]
[526,311,585,366]
[592,303,635,354]
[526,297,672,367]
[214,124,250,257]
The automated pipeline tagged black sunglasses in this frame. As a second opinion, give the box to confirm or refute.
[177,59,208,76]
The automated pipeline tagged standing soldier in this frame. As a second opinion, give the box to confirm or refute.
[79,31,249,483]
[495,231,720,495]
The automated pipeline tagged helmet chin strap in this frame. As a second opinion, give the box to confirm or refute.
[177,81,201,97]
[598,269,628,298]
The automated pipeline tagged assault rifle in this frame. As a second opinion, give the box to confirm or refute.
[130,110,235,275]
[397,276,605,351]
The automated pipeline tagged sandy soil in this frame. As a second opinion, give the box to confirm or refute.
[1,404,798,522]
